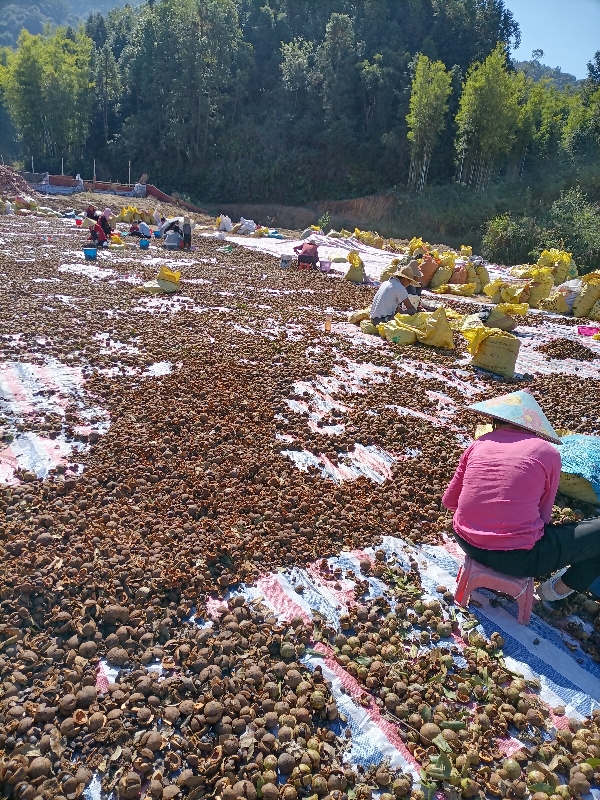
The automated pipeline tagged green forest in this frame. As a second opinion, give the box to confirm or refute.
[1,0,600,264]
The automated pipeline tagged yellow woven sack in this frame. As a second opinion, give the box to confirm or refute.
[14,194,37,210]
[417,306,454,349]
[485,308,518,332]
[439,251,457,269]
[445,309,465,330]
[348,308,371,325]
[360,319,380,336]
[538,249,568,283]
[573,271,600,318]
[431,283,477,297]
[348,251,363,268]
[430,266,453,289]
[475,264,490,287]
[344,251,365,283]
[408,237,425,255]
[340,229,352,238]
[539,292,570,315]
[495,302,528,316]
[373,236,384,250]
[460,245,473,257]
[377,320,417,345]
[538,248,569,268]
[470,331,521,377]
[483,278,504,298]
[589,300,600,321]
[466,265,481,293]
[157,266,181,284]
[511,265,536,279]
[500,283,531,304]
[380,258,402,282]
[527,269,554,308]
[355,229,375,246]
[559,472,599,504]
[554,261,568,285]
[394,307,454,349]
[460,317,497,356]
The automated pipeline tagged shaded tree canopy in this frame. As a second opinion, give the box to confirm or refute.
[0,0,598,230]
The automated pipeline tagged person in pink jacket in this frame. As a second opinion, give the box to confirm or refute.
[443,390,600,602]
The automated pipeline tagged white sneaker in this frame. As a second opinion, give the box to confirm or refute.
[538,567,574,602]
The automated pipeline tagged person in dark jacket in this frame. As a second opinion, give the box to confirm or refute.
[99,208,113,238]
[182,217,192,249]
[163,219,182,236]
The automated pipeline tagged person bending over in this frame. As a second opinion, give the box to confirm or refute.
[294,239,319,269]
[90,222,108,247]
[370,265,421,325]
[443,390,600,602]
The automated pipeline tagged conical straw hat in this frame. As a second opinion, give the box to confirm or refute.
[468,390,561,443]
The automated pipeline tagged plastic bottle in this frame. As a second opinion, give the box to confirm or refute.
[325,308,333,333]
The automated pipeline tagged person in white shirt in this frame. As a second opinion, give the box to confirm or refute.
[138,221,151,237]
[370,265,421,325]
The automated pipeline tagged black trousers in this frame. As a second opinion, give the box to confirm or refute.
[297,255,317,269]
[455,516,600,592]
[371,314,394,326]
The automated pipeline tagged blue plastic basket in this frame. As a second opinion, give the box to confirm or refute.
[83,247,97,261]
[140,239,150,249]
[154,230,162,238]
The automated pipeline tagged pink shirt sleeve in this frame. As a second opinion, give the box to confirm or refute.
[442,445,473,511]
[538,448,562,523]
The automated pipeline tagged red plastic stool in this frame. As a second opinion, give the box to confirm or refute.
[455,555,534,624]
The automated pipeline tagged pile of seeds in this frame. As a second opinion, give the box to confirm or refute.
[0,165,31,196]
[536,338,598,362]
[1,208,600,800]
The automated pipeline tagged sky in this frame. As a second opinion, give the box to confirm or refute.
[507,0,600,78]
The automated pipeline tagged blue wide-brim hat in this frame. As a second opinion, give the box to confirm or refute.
[468,390,561,444]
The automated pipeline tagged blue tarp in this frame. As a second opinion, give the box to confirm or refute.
[34,183,146,198]
[557,434,600,497]
[34,184,84,195]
